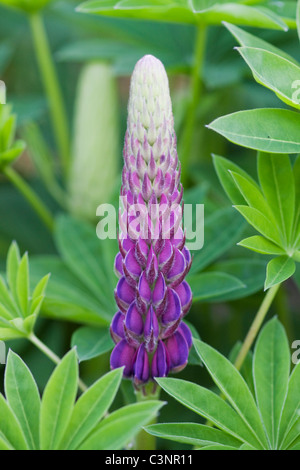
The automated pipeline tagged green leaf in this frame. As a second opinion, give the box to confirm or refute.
[30,256,111,326]
[223,22,298,65]
[193,338,269,449]
[40,350,78,450]
[229,342,255,396]
[71,326,114,362]
[6,241,20,300]
[297,0,300,41]
[77,0,288,29]
[258,152,295,246]
[190,206,246,273]
[0,394,28,450]
[16,253,29,316]
[207,109,300,154]
[238,236,285,256]
[199,444,239,450]
[230,171,275,222]
[209,258,267,301]
[278,360,300,449]
[156,377,261,448]
[234,205,281,246]
[293,155,300,247]
[253,318,290,449]
[145,422,241,448]
[188,271,245,302]
[212,154,259,205]
[59,368,123,450]
[4,351,40,450]
[55,215,115,312]
[79,401,164,450]
[265,256,296,290]
[237,47,300,110]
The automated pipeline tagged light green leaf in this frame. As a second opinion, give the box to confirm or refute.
[145,422,241,448]
[16,253,29,317]
[297,0,300,41]
[234,205,281,246]
[253,318,290,449]
[0,394,28,450]
[40,350,78,450]
[193,338,269,449]
[212,154,259,205]
[237,47,300,110]
[79,401,164,450]
[199,444,239,450]
[189,271,245,302]
[238,236,285,256]
[230,171,275,222]
[223,22,298,65]
[5,351,40,450]
[77,0,288,29]
[258,152,295,246]
[265,256,296,290]
[293,155,300,247]
[59,368,123,450]
[6,241,20,300]
[156,377,263,449]
[278,360,300,449]
[207,109,300,154]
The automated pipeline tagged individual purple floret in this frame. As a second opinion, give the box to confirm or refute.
[110,55,193,390]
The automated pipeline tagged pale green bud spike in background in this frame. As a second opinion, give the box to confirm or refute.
[68,62,119,221]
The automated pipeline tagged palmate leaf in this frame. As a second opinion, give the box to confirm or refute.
[0,243,50,340]
[1,352,142,450]
[188,271,245,302]
[77,0,288,29]
[151,319,300,450]
[238,236,285,256]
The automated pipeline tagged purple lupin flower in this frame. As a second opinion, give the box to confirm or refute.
[110,55,193,389]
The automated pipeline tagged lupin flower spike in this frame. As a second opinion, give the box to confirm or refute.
[110,55,193,392]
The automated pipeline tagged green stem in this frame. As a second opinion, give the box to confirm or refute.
[180,24,207,186]
[29,13,70,178]
[3,166,54,232]
[28,333,88,393]
[234,284,281,371]
[134,385,161,450]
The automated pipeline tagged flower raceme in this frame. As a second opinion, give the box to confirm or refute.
[110,55,193,390]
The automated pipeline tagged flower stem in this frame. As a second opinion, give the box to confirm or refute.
[28,12,70,178]
[134,385,161,450]
[28,333,88,393]
[180,24,207,186]
[3,166,54,232]
[234,284,281,371]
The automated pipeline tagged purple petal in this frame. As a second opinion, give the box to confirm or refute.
[151,341,170,378]
[138,271,151,303]
[134,344,150,385]
[152,272,166,306]
[142,173,152,201]
[158,240,174,274]
[110,311,125,343]
[174,281,192,315]
[110,340,136,377]
[178,322,193,349]
[161,288,181,325]
[144,306,159,353]
[115,277,136,313]
[167,248,186,283]
[114,253,124,278]
[125,301,144,336]
[146,246,158,285]
[164,330,189,373]
[125,247,142,278]
[135,238,149,267]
